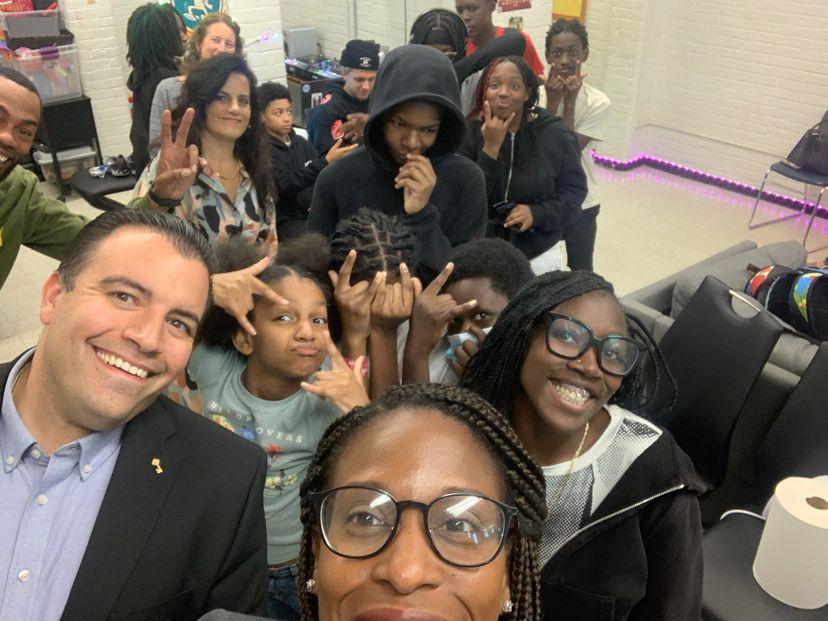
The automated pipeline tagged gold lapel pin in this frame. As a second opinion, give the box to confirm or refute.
[151,458,164,475]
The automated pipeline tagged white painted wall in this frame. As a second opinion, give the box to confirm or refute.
[585,0,828,191]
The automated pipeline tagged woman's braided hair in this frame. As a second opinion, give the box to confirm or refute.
[329,208,417,283]
[461,270,677,421]
[297,383,547,621]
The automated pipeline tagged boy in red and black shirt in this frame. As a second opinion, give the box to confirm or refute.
[456,0,545,77]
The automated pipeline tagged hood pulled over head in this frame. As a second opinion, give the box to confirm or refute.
[364,44,466,160]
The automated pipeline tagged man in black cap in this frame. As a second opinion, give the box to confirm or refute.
[307,39,379,155]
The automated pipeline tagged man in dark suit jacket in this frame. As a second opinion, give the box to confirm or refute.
[0,209,268,620]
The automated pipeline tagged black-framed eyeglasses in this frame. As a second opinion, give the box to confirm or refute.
[543,311,643,377]
[309,485,518,568]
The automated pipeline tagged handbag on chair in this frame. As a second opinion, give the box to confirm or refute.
[786,119,828,176]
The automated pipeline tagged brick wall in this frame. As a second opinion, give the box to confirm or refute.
[62,0,285,157]
[586,0,828,190]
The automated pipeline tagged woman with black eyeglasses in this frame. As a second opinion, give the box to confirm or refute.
[296,383,546,621]
[461,270,706,621]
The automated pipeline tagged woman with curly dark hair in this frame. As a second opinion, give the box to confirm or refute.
[296,383,547,621]
[130,53,276,254]
[125,3,183,175]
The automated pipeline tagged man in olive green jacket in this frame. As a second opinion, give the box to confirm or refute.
[0,67,89,290]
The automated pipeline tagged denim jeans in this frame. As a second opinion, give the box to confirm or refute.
[267,564,300,620]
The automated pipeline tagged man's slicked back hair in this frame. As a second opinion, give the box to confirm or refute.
[56,209,217,290]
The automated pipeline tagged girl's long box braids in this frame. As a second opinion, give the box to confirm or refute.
[460,270,677,421]
[297,383,547,621]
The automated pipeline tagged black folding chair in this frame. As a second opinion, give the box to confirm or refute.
[748,110,828,253]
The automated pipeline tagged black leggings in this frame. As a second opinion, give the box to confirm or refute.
[564,205,600,271]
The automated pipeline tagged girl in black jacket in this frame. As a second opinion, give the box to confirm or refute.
[461,56,587,266]
[462,270,706,621]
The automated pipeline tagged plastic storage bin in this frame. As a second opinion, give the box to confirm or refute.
[0,8,60,38]
[6,43,82,102]
[33,146,97,184]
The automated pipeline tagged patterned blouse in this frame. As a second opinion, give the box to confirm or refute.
[130,155,277,253]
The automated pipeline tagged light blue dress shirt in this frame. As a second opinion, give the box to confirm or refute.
[0,350,123,621]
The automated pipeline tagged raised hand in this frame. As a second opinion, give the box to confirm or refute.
[370,263,419,332]
[342,112,368,141]
[210,256,289,336]
[503,203,534,232]
[544,62,566,109]
[329,250,383,355]
[301,331,369,414]
[449,324,488,377]
[563,59,587,101]
[481,100,515,159]
[409,262,477,354]
[326,138,359,164]
[394,154,437,215]
[151,108,200,202]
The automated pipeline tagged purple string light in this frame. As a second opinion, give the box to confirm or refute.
[590,151,823,217]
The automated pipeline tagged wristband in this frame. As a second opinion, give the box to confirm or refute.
[148,185,182,212]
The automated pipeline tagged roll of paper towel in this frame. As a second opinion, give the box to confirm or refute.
[753,476,828,609]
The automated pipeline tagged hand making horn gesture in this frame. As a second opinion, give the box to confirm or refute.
[211,256,289,336]
[370,262,419,332]
[150,108,210,203]
[329,249,383,347]
[481,100,515,160]
[301,331,369,414]
[409,262,478,354]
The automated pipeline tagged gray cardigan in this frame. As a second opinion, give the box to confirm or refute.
[148,76,184,158]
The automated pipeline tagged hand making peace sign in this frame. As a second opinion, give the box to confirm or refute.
[150,108,205,202]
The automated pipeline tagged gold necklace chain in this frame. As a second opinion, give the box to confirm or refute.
[546,421,590,515]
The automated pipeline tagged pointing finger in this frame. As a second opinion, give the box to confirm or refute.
[250,277,289,306]
[425,262,454,295]
[176,107,195,148]
[242,256,271,275]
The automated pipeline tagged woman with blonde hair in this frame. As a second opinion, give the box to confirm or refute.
[148,12,244,156]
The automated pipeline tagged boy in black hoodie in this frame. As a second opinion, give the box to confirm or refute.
[308,44,488,283]
[258,82,357,241]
